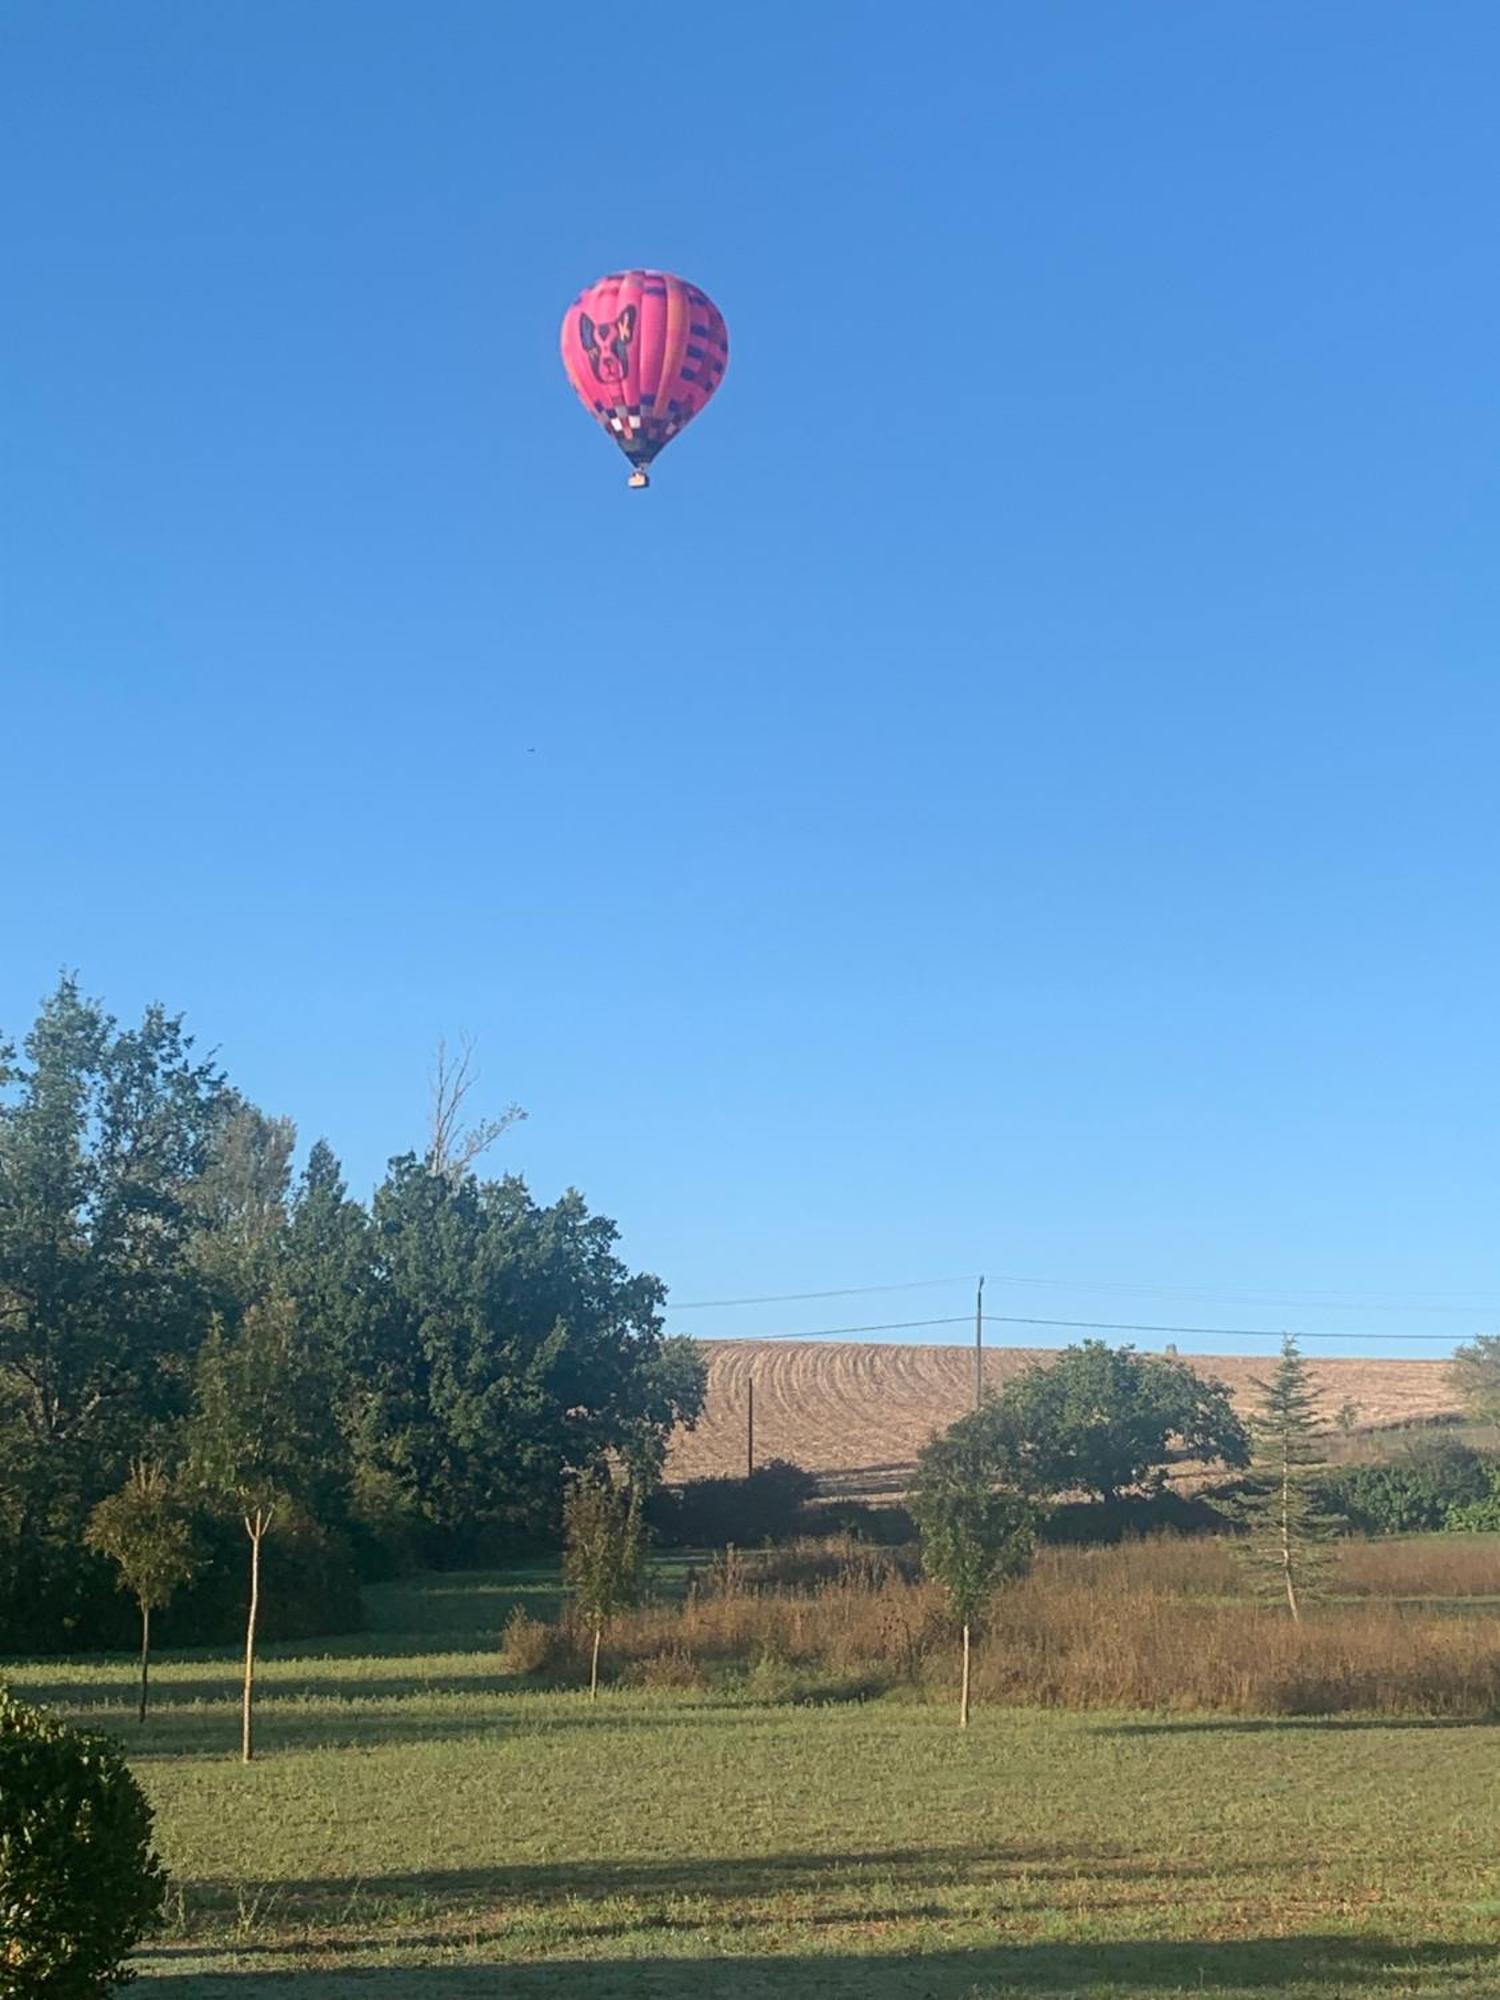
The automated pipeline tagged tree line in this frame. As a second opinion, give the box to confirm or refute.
[0,978,705,1729]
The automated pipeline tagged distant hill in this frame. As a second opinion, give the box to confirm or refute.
[663,1339,1464,1496]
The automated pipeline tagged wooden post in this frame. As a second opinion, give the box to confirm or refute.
[747,1375,755,1479]
[960,1620,972,1729]
[974,1275,985,1410]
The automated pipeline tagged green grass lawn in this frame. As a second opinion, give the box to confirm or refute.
[11,1567,1500,1999]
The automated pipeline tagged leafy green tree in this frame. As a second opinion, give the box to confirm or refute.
[0,1684,166,1995]
[1450,1334,1500,1429]
[911,1409,1035,1729]
[188,1294,342,1760]
[282,1143,372,1342]
[279,1141,395,1544]
[992,1341,1249,1504]
[619,1334,708,1486]
[1239,1336,1337,1620]
[0,978,227,1646]
[188,1098,296,1313]
[563,1469,646,1698]
[0,979,226,1446]
[356,1159,702,1548]
[84,1461,200,1721]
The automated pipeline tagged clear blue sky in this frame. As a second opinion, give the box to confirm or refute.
[4,3,1497,1359]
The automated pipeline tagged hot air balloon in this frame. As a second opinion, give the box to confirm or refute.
[559,269,728,489]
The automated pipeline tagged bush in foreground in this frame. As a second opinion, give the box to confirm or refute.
[0,1685,165,1995]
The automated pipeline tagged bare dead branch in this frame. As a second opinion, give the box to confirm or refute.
[426,1034,526,1182]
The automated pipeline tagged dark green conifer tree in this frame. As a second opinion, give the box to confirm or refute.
[1240,1336,1337,1621]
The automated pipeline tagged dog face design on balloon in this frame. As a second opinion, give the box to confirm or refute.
[578,305,637,386]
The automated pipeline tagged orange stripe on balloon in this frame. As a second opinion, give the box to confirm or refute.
[657,275,692,427]
[635,269,665,415]
[613,270,641,458]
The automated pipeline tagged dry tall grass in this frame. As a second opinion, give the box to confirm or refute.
[523,1534,1500,1718]
[977,1561,1500,1717]
[1335,1534,1500,1599]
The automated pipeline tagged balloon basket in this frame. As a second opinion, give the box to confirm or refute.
[627,469,650,489]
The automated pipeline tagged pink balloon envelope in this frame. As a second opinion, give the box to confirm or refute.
[560,269,729,488]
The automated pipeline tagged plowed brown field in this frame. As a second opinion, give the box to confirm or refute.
[662,1340,1461,1495]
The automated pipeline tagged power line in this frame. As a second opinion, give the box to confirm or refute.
[670,1271,1500,1317]
[676,1312,1482,1346]
[670,1277,974,1310]
[678,1315,973,1340]
[985,1314,1472,1345]
[983,1275,1500,1316]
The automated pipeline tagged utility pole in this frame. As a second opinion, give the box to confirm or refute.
[974,1274,985,1410]
[746,1375,755,1479]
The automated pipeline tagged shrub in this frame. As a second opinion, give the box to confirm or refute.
[0,1539,140,1657]
[744,1646,802,1704]
[648,1459,818,1548]
[708,1535,921,1595]
[497,1606,558,1675]
[1041,1489,1240,1545]
[628,1645,709,1692]
[0,1685,166,1995]
[802,1500,917,1545]
[1319,1440,1495,1535]
[1441,1461,1500,1535]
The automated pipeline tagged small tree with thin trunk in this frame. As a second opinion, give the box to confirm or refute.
[188,1294,331,1760]
[563,1469,645,1699]
[911,1408,1035,1729]
[1239,1335,1337,1621]
[85,1460,200,1722]
[1450,1334,1500,1431]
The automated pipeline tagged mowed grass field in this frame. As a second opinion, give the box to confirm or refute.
[12,1565,1500,1999]
[665,1341,1464,1491]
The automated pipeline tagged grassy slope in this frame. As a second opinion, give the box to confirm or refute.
[10,1568,1500,2000]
